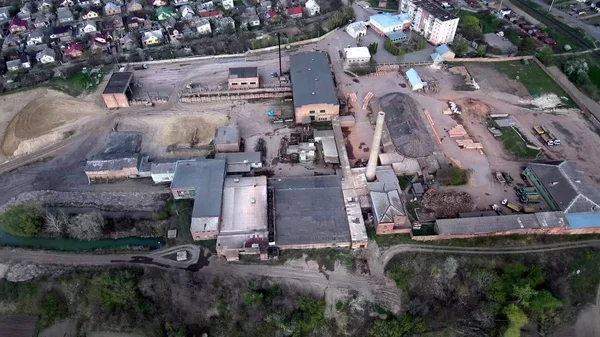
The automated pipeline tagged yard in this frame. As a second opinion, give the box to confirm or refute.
[499,126,541,159]
[50,66,111,97]
[493,61,571,100]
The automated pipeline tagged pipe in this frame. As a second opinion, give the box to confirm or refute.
[366,111,385,182]
[277,32,282,80]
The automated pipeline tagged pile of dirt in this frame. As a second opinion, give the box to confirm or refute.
[422,189,476,218]
[519,93,563,110]
[1,90,107,156]
[453,98,491,117]
[159,115,228,147]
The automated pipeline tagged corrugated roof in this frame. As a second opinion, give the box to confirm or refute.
[214,126,240,145]
[370,190,404,224]
[228,67,258,79]
[215,152,261,164]
[565,212,600,229]
[386,31,407,40]
[430,52,444,62]
[220,176,268,234]
[344,46,371,59]
[103,71,133,94]
[369,13,410,28]
[435,44,452,55]
[150,162,176,175]
[85,154,140,172]
[290,52,338,107]
[435,212,567,235]
[405,68,423,89]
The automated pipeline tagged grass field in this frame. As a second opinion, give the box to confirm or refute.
[494,61,573,104]
[499,127,541,159]
[50,66,110,97]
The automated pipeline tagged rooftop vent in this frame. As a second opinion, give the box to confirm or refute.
[251,198,256,204]
[312,92,315,95]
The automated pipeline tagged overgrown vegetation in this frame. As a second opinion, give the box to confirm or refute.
[156,199,194,245]
[436,166,470,186]
[0,204,44,237]
[499,127,541,159]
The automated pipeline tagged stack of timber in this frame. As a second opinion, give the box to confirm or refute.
[456,139,483,149]
[448,125,467,138]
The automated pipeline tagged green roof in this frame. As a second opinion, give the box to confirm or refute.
[156,6,175,19]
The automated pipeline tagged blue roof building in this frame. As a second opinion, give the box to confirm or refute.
[430,53,444,63]
[405,68,424,91]
[386,31,407,42]
[369,13,411,35]
[435,44,455,59]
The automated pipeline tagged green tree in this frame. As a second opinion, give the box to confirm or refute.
[368,42,378,55]
[563,58,590,86]
[415,36,427,50]
[518,37,537,55]
[537,46,554,65]
[503,304,527,337]
[476,44,487,57]
[90,271,138,308]
[367,316,426,337]
[462,15,480,32]
[529,290,562,321]
[0,204,44,237]
[294,296,325,335]
[39,290,69,328]
[453,38,469,57]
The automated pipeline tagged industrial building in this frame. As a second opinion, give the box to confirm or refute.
[101,71,134,108]
[366,168,408,234]
[227,67,259,90]
[150,162,176,184]
[343,47,371,69]
[215,152,262,173]
[170,159,226,240]
[270,175,351,249]
[217,176,268,261]
[289,52,339,124]
[346,21,367,38]
[400,0,459,44]
[368,13,410,36]
[313,130,339,164]
[214,125,241,152]
[84,132,143,183]
[386,31,408,43]
[405,68,424,91]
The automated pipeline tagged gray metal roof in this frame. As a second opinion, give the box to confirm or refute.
[289,52,338,108]
[270,175,350,246]
[214,126,240,145]
[459,211,499,218]
[215,152,261,164]
[528,161,600,213]
[85,154,140,172]
[370,190,404,224]
[103,71,133,94]
[102,132,141,154]
[171,160,226,219]
[220,176,268,234]
[435,211,567,235]
[228,66,257,79]
[150,162,176,175]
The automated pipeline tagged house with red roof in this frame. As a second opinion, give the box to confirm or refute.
[267,9,278,19]
[9,17,28,34]
[286,6,302,18]
[199,10,223,19]
[64,43,84,58]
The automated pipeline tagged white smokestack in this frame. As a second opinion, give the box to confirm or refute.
[366,111,385,182]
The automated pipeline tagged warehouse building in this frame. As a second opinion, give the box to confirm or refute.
[290,52,339,124]
[270,175,351,249]
[102,71,133,108]
[217,176,268,261]
[150,162,177,184]
[313,130,339,164]
[405,68,424,91]
[228,67,259,90]
[343,47,371,69]
[84,132,143,183]
[170,159,226,240]
[215,152,262,173]
[214,125,241,152]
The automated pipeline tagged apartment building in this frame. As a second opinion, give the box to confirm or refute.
[400,0,459,45]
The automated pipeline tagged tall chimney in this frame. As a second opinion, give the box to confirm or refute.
[366,111,385,182]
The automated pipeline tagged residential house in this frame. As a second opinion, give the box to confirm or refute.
[189,16,211,34]
[64,43,84,57]
[286,6,302,18]
[26,30,45,45]
[199,10,222,19]
[2,34,21,49]
[222,0,234,9]
[242,8,260,27]
[17,3,33,20]
[59,0,75,7]
[6,59,21,72]
[50,26,72,39]
[36,47,56,64]
[142,29,163,45]
[399,0,459,44]
[105,15,125,29]
[9,18,28,35]
[0,6,10,24]
[126,12,147,29]
[127,0,143,12]
[79,20,98,34]
[119,32,137,50]
[260,0,271,9]
[156,6,176,21]
[89,38,109,53]
[215,16,234,31]
[81,8,101,20]
[20,53,31,68]
[79,0,93,7]
[38,0,53,11]
[92,0,103,6]
[152,0,168,6]
[57,8,75,24]
[173,0,191,5]
[305,0,320,16]
[167,23,185,40]
[92,32,108,44]
[266,9,278,20]
[179,5,195,19]
[104,2,122,15]
[32,13,50,28]
[197,0,215,10]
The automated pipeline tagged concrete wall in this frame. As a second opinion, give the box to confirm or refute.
[295,103,340,123]
[191,229,218,240]
[102,93,129,109]
[278,241,351,249]
[411,226,566,241]
[376,222,411,235]
[86,167,138,182]
[215,143,240,153]
[191,216,219,240]
[451,55,534,63]
[227,76,259,90]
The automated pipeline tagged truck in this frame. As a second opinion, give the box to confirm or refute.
[533,125,545,135]
[495,172,506,184]
[523,206,537,213]
[547,131,561,145]
[504,173,515,186]
[519,193,541,203]
[517,187,538,195]
[540,133,554,146]
[502,199,522,212]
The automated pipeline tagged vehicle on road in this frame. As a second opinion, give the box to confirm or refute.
[270,72,278,78]
[519,193,541,204]
[517,187,539,196]
[523,206,537,213]
[495,172,506,184]
[132,63,149,70]
[502,199,522,212]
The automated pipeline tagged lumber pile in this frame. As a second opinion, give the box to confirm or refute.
[456,139,483,149]
[448,125,467,138]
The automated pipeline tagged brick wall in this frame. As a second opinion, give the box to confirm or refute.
[295,103,339,123]
[102,93,129,109]
[228,76,260,90]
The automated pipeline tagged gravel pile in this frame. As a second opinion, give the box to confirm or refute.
[422,189,476,219]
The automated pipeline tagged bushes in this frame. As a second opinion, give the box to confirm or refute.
[0,204,44,237]
[436,166,470,186]
[90,271,139,308]
[39,290,69,329]
[68,212,105,240]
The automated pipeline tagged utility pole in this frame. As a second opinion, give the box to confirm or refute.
[549,0,555,12]
[277,32,282,79]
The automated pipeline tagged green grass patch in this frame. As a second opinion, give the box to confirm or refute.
[499,127,541,159]
[494,61,573,104]
[397,175,412,190]
[50,66,110,97]
[589,66,600,90]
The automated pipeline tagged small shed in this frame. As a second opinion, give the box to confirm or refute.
[411,182,424,196]
[214,125,240,152]
[435,44,455,60]
[386,31,407,43]
[405,68,424,91]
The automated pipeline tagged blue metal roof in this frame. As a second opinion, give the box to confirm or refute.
[565,212,600,229]
[386,31,407,40]
[370,13,410,29]
[435,44,452,55]
[430,52,444,62]
[405,68,423,87]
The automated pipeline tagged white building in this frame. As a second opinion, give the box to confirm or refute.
[369,13,410,36]
[305,0,320,16]
[343,46,371,69]
[222,0,234,9]
[150,162,176,184]
[400,0,459,44]
[346,21,367,38]
[405,68,424,91]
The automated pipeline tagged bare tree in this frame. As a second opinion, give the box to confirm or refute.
[68,212,105,241]
[44,210,69,236]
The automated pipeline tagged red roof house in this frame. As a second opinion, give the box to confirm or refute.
[64,43,84,57]
[199,10,223,18]
[286,6,303,18]
[267,9,278,19]
[9,17,28,34]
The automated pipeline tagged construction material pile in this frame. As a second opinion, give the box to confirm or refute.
[422,189,476,218]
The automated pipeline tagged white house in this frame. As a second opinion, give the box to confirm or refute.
[343,46,371,69]
[26,30,44,45]
[80,20,97,34]
[222,0,234,10]
[405,68,424,91]
[6,59,20,72]
[180,5,195,19]
[346,21,367,38]
[36,48,56,64]
[190,17,212,34]
[305,0,320,16]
